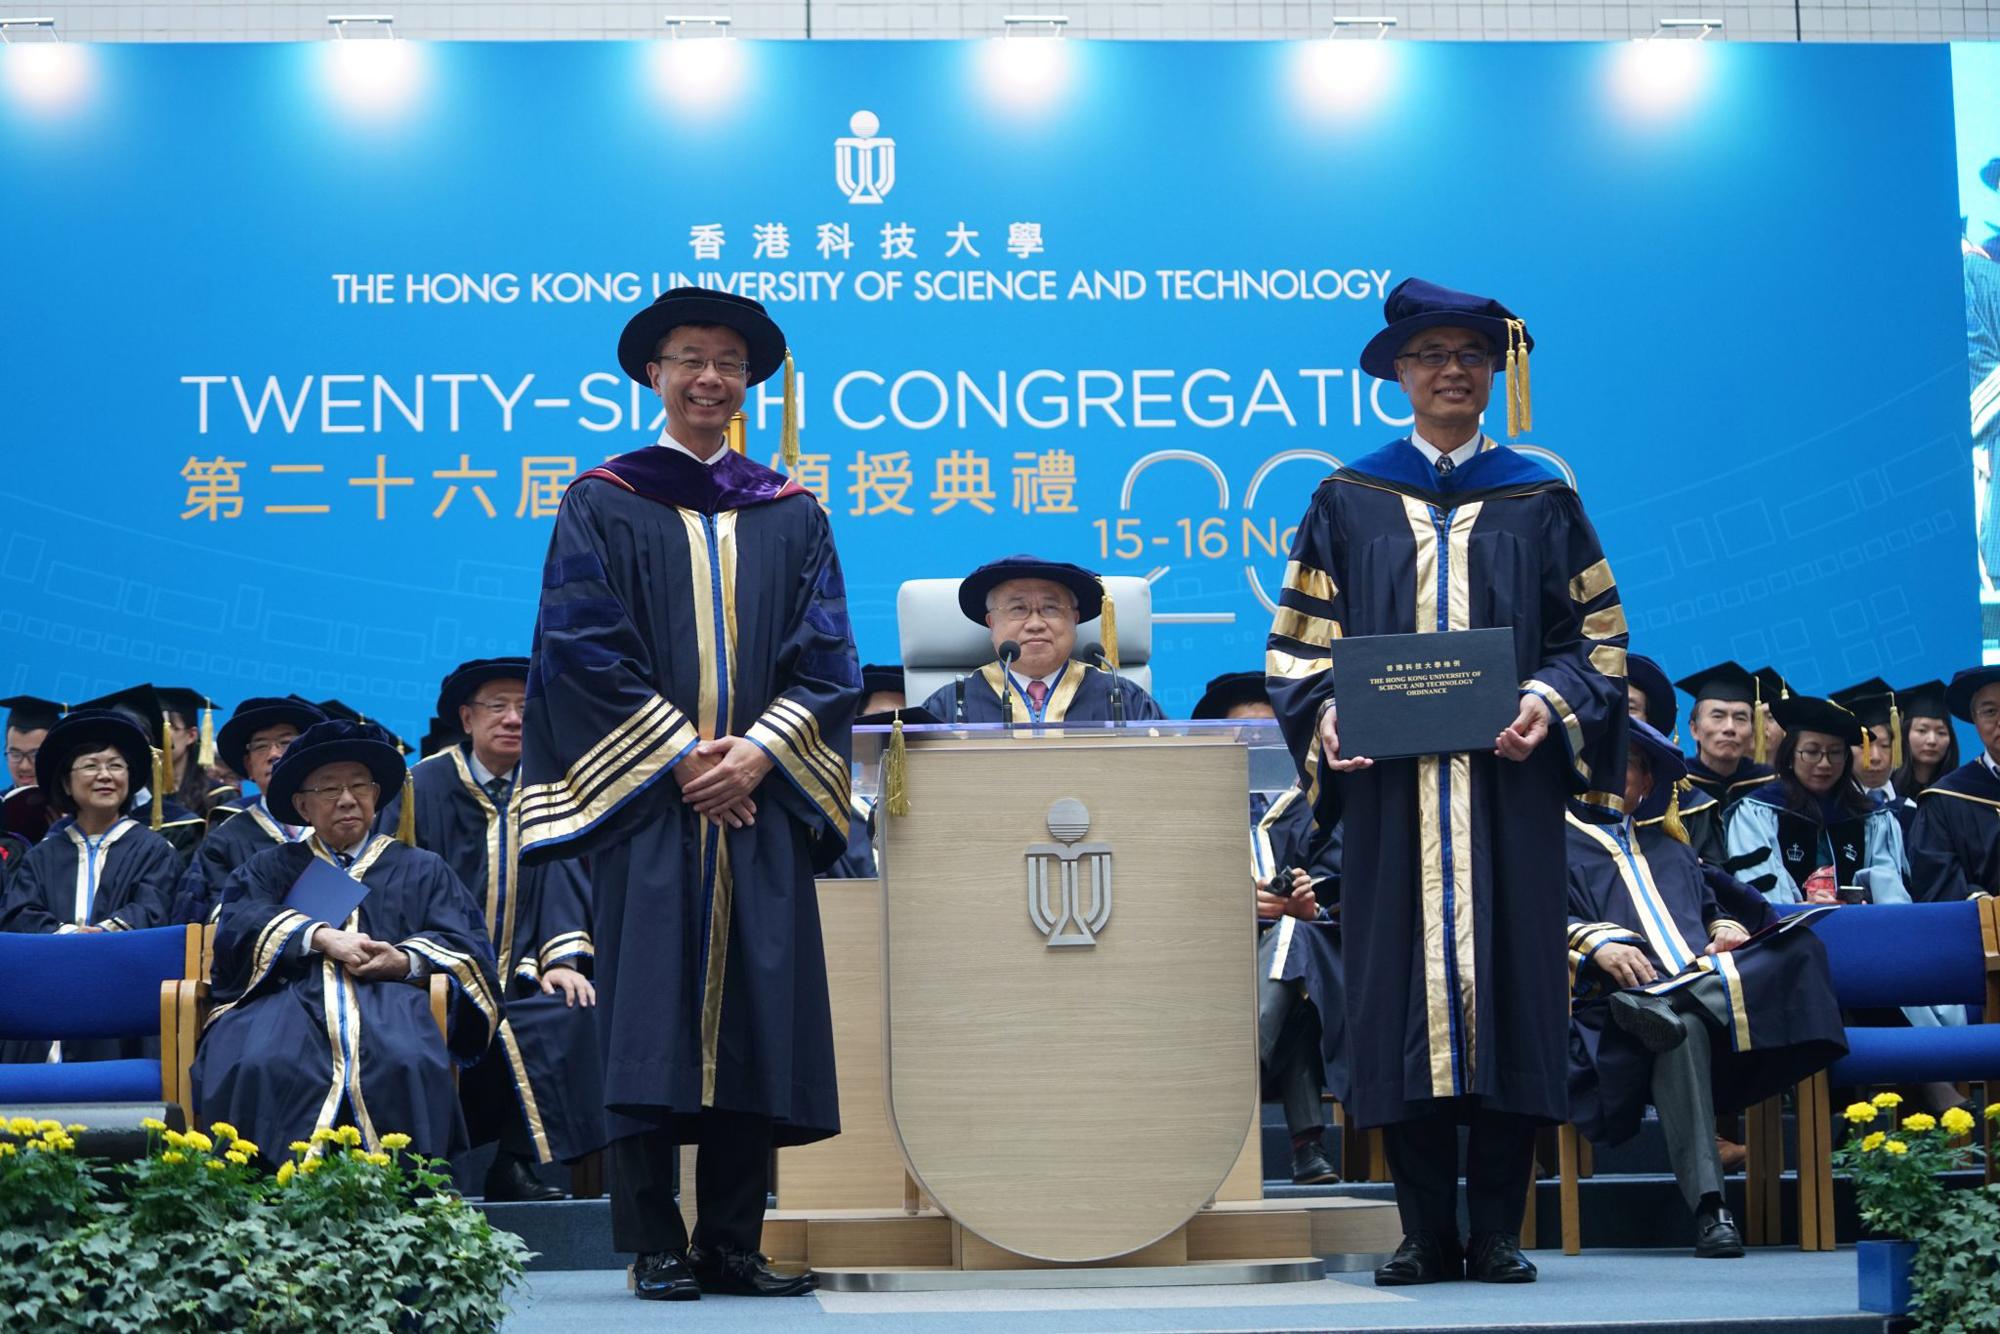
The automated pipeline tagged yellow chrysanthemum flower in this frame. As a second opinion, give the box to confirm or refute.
[233,1141,259,1158]
[1986,1102,2000,1121]
[310,1127,339,1144]
[0,1143,16,1158]
[366,1151,391,1167]
[63,1124,86,1135]
[35,1120,59,1134]
[1884,1140,1909,1155]
[300,1157,322,1175]
[210,1122,238,1142]
[206,1160,225,1173]
[1904,1113,1938,1133]
[49,1134,74,1152]
[290,1141,312,1154]
[1843,1102,1878,1124]
[164,1129,188,1149]
[140,1117,167,1133]
[1944,1107,1977,1136]
[7,1117,34,1135]
[379,1133,411,1151]
[1861,1132,1886,1151]
[276,1160,296,1186]
[162,1151,186,1165]
[337,1126,362,1147]
[185,1130,214,1153]
[225,1150,249,1166]
[1873,1092,1904,1109]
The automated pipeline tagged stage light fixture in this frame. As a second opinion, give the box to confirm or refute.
[0,15,57,42]
[1000,14,1070,37]
[662,14,733,36]
[327,13,396,38]
[1328,15,1398,38]
[1653,16,1722,38]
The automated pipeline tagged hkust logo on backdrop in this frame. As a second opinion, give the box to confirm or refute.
[836,110,896,205]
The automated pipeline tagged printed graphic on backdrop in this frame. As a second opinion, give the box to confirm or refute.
[0,38,1976,735]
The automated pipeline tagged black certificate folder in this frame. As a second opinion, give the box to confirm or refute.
[1327,628,1520,759]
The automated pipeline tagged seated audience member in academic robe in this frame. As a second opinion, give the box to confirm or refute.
[0,710,182,1062]
[1627,654,1724,865]
[1567,721,1846,1259]
[916,555,1166,725]
[0,694,63,851]
[174,696,325,924]
[1197,670,1347,1184]
[1832,679,1916,834]
[1892,679,1958,821]
[75,684,208,867]
[381,657,608,1201]
[1674,662,1775,812]
[824,664,909,880]
[191,719,502,1160]
[1909,667,2000,902]
[157,686,234,821]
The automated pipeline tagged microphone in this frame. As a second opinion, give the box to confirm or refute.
[998,640,1022,725]
[1081,641,1126,724]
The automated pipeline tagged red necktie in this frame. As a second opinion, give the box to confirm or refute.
[1026,679,1050,712]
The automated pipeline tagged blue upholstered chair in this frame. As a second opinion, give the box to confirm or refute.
[0,924,206,1117]
[1742,899,2000,1250]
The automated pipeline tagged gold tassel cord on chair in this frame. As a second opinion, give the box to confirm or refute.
[780,349,800,471]
[1664,780,1691,845]
[882,714,909,817]
[197,704,217,771]
[395,775,416,847]
[1099,584,1120,672]
[149,747,165,831]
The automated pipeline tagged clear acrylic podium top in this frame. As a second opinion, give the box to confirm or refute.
[849,719,1299,799]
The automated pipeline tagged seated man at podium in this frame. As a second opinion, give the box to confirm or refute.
[1198,671,1349,1186]
[916,555,1165,725]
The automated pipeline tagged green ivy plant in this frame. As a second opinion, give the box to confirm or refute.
[0,1117,533,1333]
[1909,1181,2000,1334]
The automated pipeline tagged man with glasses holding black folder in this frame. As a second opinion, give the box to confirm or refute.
[1265,278,1628,1287]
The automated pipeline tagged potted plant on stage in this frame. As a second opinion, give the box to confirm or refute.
[1834,1094,1997,1317]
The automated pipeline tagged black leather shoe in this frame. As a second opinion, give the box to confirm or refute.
[1694,1208,1745,1258]
[1465,1230,1537,1283]
[1374,1231,1463,1286]
[483,1152,565,1203]
[687,1245,817,1297]
[633,1251,702,1301]
[1609,990,1687,1054]
[1290,1140,1339,1185]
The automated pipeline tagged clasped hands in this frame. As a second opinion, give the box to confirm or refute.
[311,926,412,981]
[1595,924,1750,989]
[1316,693,1551,773]
[675,735,774,829]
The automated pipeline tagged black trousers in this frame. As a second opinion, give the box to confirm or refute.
[1383,1103,1538,1240]
[607,1111,773,1256]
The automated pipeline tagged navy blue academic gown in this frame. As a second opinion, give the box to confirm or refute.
[825,795,878,879]
[1265,437,1629,1129]
[383,747,608,1163]
[1908,760,2000,902]
[1564,816,1846,1146]
[1254,786,1348,1100]
[518,446,856,1148]
[1683,757,1775,813]
[174,797,307,925]
[917,660,1166,725]
[0,815,182,1063]
[191,835,501,1158]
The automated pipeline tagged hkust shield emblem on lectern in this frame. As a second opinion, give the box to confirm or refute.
[1025,798,1112,947]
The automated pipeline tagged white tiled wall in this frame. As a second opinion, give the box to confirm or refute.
[23,0,2000,42]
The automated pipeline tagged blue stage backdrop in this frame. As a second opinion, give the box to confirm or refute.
[0,38,1979,734]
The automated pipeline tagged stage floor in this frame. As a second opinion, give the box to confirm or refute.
[502,1248,1880,1332]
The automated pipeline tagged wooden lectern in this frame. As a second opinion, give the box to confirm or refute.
[760,723,1399,1290]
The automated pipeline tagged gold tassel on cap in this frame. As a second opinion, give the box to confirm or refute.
[395,774,416,847]
[780,349,800,471]
[883,714,910,817]
[1504,318,1533,438]
[1862,728,1874,772]
[159,713,178,794]
[149,747,165,831]
[1890,698,1904,771]
[1664,780,1691,845]
[1099,583,1120,672]
[726,411,747,456]
[197,704,217,771]
[1752,680,1768,766]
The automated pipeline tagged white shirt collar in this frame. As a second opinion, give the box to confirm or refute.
[335,835,371,860]
[653,426,728,468]
[1982,752,2000,781]
[1409,427,1483,470]
[1009,668,1064,694]
[465,749,516,789]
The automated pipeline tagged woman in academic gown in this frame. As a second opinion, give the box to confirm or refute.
[191,720,501,1159]
[1892,680,1959,813]
[0,710,181,1061]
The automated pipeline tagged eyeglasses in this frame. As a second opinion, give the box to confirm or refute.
[1976,705,2000,724]
[1794,746,1847,766]
[5,747,38,765]
[466,699,528,718]
[245,738,296,758]
[1396,347,1494,370]
[655,354,751,381]
[69,760,129,778]
[993,601,1076,625]
[296,781,380,803]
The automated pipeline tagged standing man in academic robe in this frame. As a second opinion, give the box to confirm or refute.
[386,656,607,1202]
[175,695,325,924]
[1266,279,1627,1286]
[519,288,858,1302]
[915,555,1167,725]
